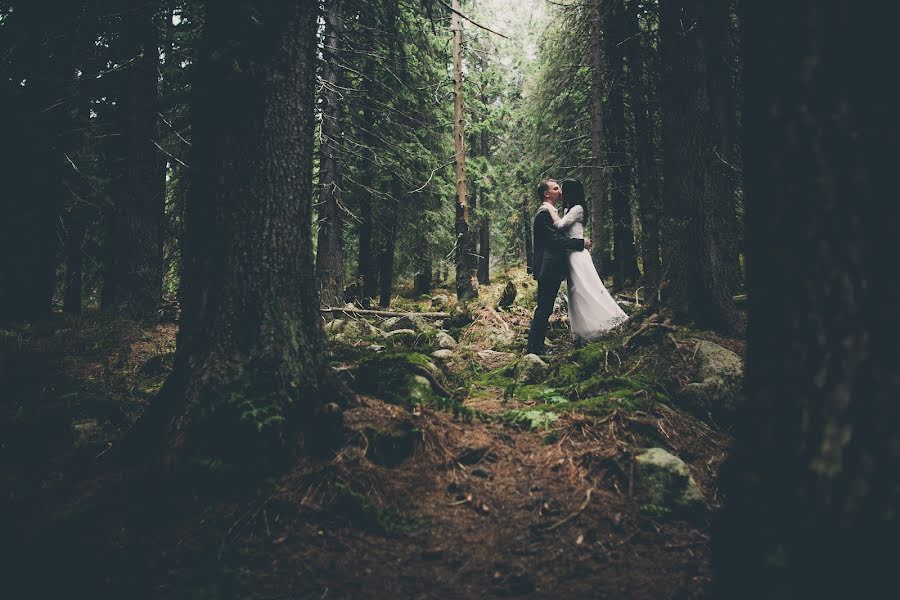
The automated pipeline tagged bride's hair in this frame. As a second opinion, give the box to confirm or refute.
[561,178,585,209]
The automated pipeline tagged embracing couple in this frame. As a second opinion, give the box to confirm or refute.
[526,178,628,355]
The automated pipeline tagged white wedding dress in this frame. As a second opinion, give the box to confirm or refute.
[554,205,628,340]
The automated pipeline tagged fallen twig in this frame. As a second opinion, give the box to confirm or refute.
[549,487,595,531]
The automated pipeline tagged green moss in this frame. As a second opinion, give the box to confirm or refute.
[502,409,559,430]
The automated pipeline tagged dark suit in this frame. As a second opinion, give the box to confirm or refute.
[526,208,585,354]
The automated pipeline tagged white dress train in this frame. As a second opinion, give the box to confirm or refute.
[554,205,628,340]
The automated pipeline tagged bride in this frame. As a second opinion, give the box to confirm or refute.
[548,178,628,341]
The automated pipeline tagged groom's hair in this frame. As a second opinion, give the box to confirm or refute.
[536,179,556,202]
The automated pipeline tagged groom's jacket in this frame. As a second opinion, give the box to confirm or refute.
[532,208,584,282]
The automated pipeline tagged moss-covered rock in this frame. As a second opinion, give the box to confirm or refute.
[353,352,444,407]
[635,448,705,516]
[678,339,744,423]
[515,354,548,384]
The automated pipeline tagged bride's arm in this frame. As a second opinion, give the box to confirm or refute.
[554,205,583,230]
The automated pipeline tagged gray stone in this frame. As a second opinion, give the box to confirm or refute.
[679,340,744,421]
[431,294,450,310]
[385,328,419,346]
[435,331,457,348]
[515,354,548,384]
[476,350,516,370]
[323,319,347,336]
[635,448,705,513]
[431,349,454,360]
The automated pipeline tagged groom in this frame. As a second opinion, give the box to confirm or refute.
[526,179,591,355]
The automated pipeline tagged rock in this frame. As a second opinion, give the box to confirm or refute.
[497,281,517,308]
[382,314,429,333]
[515,354,548,384]
[635,448,705,514]
[407,374,437,404]
[447,303,473,328]
[431,349,454,360]
[72,418,102,448]
[435,331,457,348]
[476,350,516,370]
[679,339,744,422]
[344,319,384,339]
[431,294,450,310]
[323,318,347,336]
[386,328,418,338]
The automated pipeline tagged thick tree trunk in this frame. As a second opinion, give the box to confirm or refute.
[315,0,345,308]
[715,3,900,597]
[625,0,661,302]
[658,0,740,333]
[451,0,478,302]
[0,2,81,323]
[588,0,608,277]
[102,2,165,319]
[605,0,641,290]
[703,0,742,293]
[477,128,490,285]
[133,1,331,473]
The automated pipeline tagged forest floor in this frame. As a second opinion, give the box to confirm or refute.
[2,268,743,599]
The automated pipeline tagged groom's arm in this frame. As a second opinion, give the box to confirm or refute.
[536,211,584,252]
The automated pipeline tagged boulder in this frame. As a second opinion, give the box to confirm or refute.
[635,448,705,514]
[431,294,450,310]
[435,331,457,349]
[476,350,516,371]
[431,349,454,360]
[72,418,102,449]
[679,339,744,422]
[497,281,517,308]
[382,314,430,333]
[323,318,347,336]
[447,303,474,328]
[515,354,548,384]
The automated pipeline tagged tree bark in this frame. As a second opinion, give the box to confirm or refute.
[703,0,742,293]
[715,3,900,597]
[625,0,661,302]
[605,0,641,290]
[132,1,332,473]
[477,128,490,285]
[315,0,345,308]
[658,0,741,333]
[0,1,81,323]
[588,0,608,277]
[357,11,378,305]
[523,194,534,274]
[378,178,400,308]
[102,1,166,319]
[451,0,478,302]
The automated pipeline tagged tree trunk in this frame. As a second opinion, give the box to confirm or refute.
[715,3,900,597]
[63,206,89,316]
[658,0,740,333]
[102,1,165,319]
[315,0,345,308]
[625,0,661,302]
[477,128,490,285]
[133,1,331,473]
[451,0,478,302]
[523,194,534,274]
[357,12,378,305]
[605,0,641,290]
[378,179,400,309]
[0,2,81,323]
[703,0,742,293]
[588,0,608,277]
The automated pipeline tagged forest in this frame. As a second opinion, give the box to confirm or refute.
[1,0,897,598]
